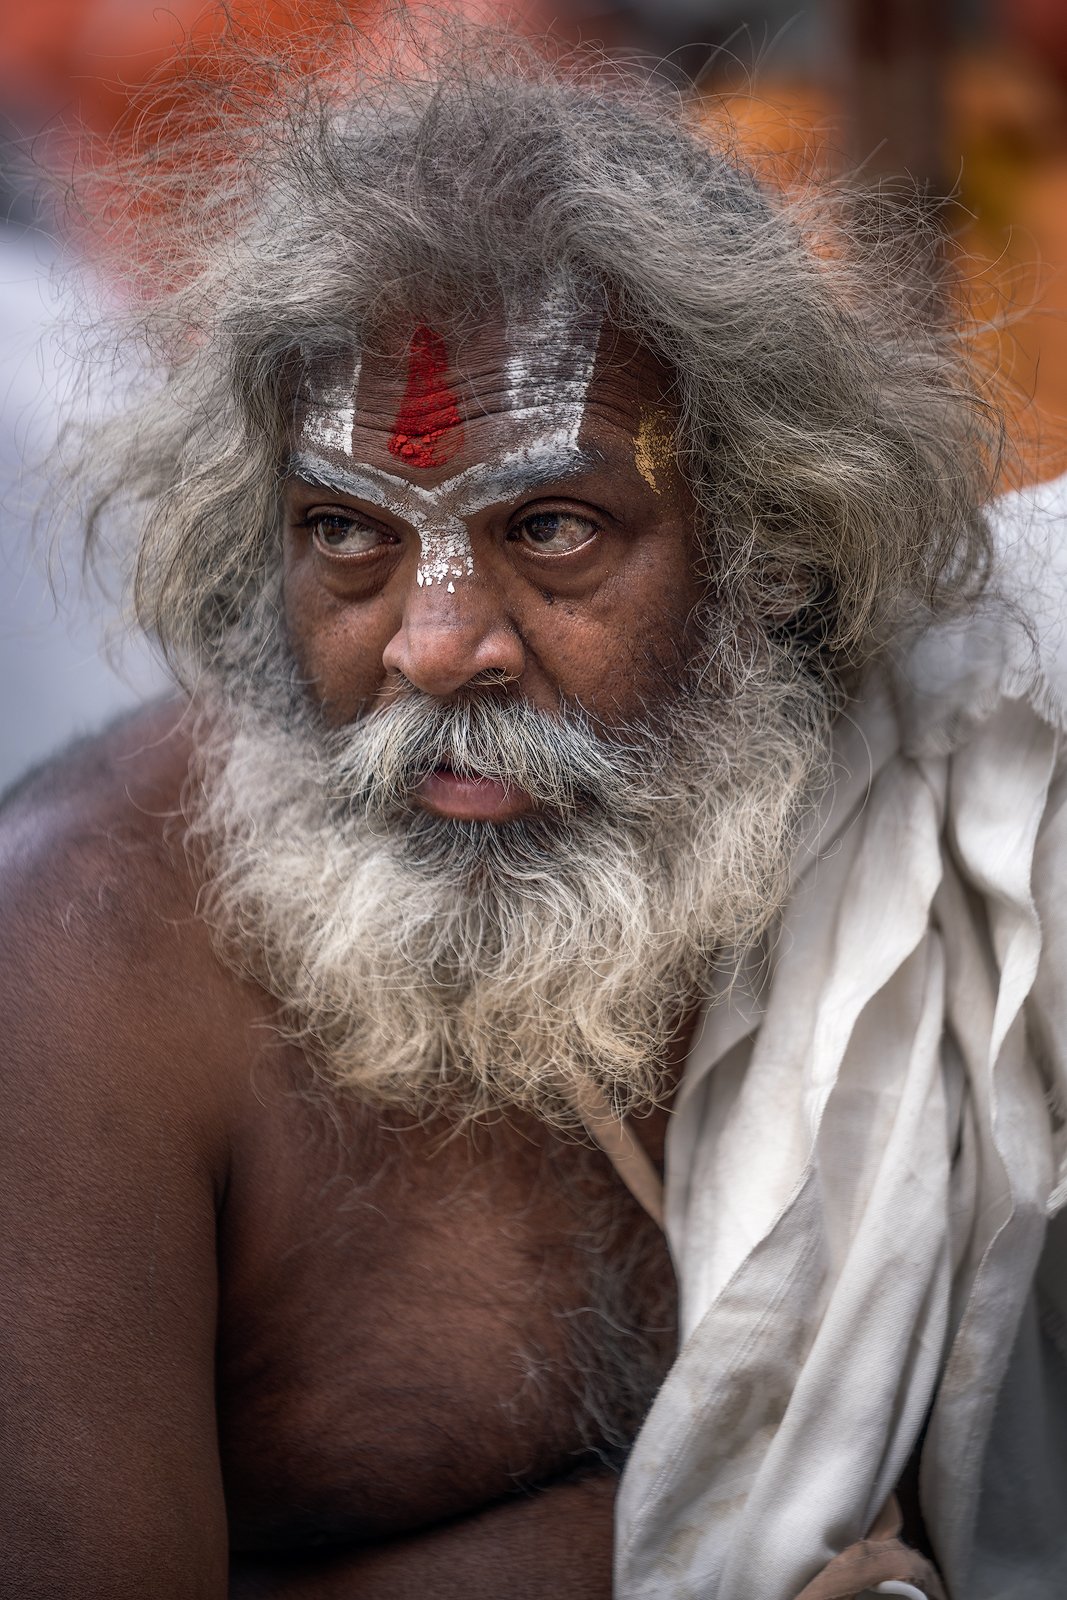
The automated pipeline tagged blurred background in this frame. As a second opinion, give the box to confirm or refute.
[3,0,1067,790]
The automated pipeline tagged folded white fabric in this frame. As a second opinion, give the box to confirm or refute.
[616,474,1067,1600]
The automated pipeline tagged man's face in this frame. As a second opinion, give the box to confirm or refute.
[281,306,703,824]
[194,294,824,1120]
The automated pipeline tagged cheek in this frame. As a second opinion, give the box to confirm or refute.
[282,547,393,723]
[528,541,702,723]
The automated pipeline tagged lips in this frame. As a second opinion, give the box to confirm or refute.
[413,766,535,822]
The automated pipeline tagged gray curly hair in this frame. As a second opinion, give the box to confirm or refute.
[73,20,997,685]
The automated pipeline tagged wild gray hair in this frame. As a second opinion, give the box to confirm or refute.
[72,20,998,683]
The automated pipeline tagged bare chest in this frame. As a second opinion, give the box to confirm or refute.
[216,1080,675,1555]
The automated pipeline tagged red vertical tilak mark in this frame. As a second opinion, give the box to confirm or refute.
[387,325,463,469]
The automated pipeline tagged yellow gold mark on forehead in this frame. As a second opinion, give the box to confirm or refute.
[634,408,675,495]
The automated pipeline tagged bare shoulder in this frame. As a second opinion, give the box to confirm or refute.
[1,693,197,923]
[1,693,201,938]
[0,697,261,1151]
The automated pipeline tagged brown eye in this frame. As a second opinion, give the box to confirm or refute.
[309,512,390,556]
[511,511,597,555]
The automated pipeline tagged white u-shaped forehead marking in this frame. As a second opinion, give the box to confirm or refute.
[299,285,600,588]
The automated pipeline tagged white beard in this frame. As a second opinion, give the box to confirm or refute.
[187,634,830,1125]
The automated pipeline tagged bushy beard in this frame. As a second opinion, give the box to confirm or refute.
[187,621,830,1125]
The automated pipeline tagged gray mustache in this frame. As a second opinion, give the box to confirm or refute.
[324,693,647,819]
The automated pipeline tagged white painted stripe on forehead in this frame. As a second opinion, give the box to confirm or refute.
[504,277,600,450]
[302,351,362,458]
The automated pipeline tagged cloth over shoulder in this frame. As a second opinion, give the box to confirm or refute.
[615,473,1067,1600]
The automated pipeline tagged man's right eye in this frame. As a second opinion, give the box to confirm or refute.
[307,512,390,556]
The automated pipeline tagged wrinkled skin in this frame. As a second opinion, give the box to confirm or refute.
[0,321,705,1597]
[283,321,703,816]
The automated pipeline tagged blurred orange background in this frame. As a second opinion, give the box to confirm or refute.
[3,0,1065,479]
[3,0,1067,785]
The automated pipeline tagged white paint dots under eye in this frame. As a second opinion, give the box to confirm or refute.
[415,518,475,589]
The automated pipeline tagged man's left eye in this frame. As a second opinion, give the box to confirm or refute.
[510,511,597,555]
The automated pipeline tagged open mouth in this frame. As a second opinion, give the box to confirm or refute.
[413,765,536,823]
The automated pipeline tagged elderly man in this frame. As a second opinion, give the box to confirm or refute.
[3,35,1067,1600]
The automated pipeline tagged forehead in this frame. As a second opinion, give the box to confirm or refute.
[296,309,677,479]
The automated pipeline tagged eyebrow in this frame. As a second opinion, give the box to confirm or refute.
[287,439,602,521]
[288,452,411,507]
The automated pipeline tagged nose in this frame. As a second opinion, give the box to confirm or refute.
[381,565,525,698]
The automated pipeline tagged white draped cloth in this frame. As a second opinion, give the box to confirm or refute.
[616,475,1067,1600]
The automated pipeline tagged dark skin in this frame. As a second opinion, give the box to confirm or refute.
[284,324,702,746]
[0,322,706,1597]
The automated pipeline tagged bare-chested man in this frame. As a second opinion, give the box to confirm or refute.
[5,30,1067,1600]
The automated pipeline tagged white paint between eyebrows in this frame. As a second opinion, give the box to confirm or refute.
[292,436,593,590]
[303,352,361,458]
[414,517,474,589]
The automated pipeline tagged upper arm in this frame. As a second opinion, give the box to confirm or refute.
[0,812,230,1597]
